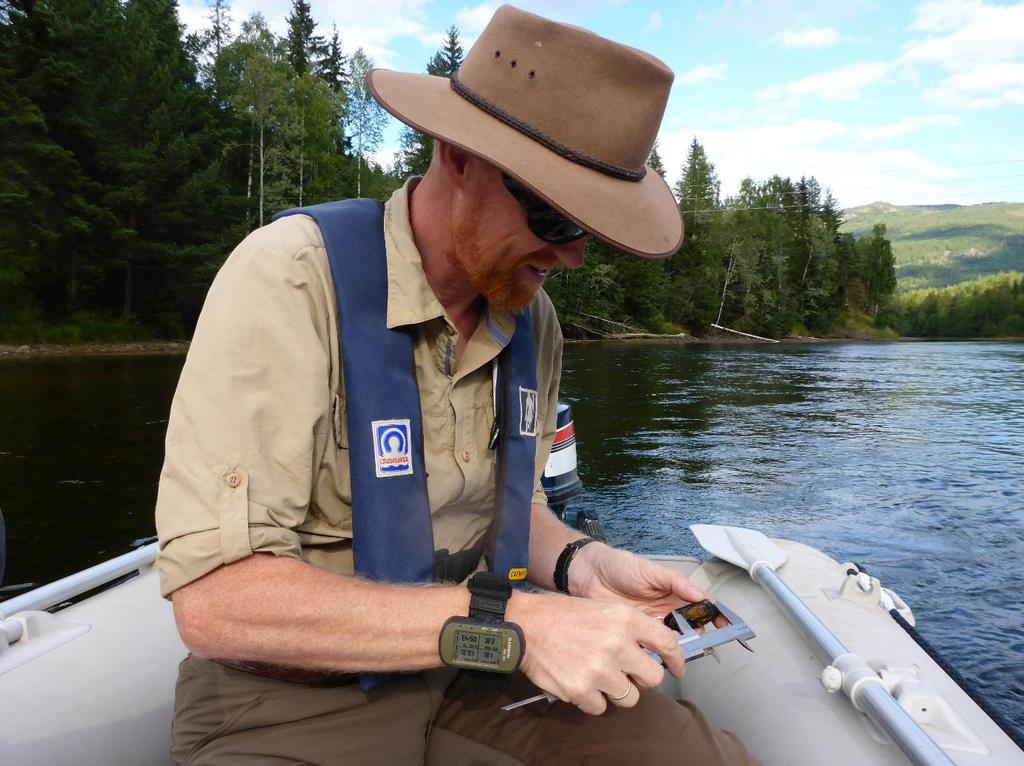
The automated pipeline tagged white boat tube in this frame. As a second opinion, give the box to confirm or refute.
[693,524,955,766]
[751,559,955,766]
[0,542,158,641]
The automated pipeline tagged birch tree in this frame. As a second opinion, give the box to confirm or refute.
[345,48,388,197]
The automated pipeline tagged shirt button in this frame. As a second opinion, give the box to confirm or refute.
[461,450,471,463]
[225,473,242,488]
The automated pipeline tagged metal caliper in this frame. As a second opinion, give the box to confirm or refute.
[501,600,756,711]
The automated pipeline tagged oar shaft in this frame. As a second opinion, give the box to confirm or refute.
[750,562,846,661]
[858,683,956,766]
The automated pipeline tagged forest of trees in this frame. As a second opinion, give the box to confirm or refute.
[2,0,909,343]
[1,0,400,341]
[894,273,1024,338]
[549,141,898,339]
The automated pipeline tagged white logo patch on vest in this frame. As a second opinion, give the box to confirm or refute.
[372,419,413,477]
[518,387,538,437]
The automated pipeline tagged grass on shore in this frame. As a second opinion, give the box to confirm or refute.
[822,313,900,340]
[0,312,153,345]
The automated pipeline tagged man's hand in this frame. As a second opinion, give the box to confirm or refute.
[571,542,707,622]
[507,590,681,715]
[520,507,712,714]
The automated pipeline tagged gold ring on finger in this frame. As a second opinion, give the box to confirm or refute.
[606,680,633,701]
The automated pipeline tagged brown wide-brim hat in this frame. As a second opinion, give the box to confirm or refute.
[367,4,682,258]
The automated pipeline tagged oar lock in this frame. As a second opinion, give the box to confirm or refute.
[836,563,916,625]
[818,656,988,753]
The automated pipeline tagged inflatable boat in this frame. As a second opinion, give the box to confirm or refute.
[2,406,1022,764]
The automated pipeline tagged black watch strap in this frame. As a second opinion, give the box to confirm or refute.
[553,537,596,594]
[468,571,512,623]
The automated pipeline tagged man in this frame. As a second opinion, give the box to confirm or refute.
[156,5,756,764]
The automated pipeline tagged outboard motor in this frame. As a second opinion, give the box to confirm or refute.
[542,403,606,542]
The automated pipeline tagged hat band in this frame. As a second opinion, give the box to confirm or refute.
[450,73,646,183]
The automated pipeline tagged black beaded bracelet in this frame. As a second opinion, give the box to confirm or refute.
[553,537,596,594]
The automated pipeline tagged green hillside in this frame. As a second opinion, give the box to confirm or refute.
[841,202,1024,291]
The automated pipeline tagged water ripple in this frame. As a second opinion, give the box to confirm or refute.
[561,341,1024,731]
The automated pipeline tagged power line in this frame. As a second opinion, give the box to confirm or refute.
[673,157,1024,189]
[677,173,1024,203]
[679,189,1024,214]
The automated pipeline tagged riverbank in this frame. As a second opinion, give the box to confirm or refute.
[3,336,829,356]
[4,334,1019,358]
[0,341,189,358]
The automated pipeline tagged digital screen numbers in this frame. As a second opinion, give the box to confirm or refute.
[455,630,501,665]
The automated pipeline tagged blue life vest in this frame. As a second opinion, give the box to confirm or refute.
[273,199,537,587]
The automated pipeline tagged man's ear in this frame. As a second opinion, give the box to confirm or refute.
[435,141,474,183]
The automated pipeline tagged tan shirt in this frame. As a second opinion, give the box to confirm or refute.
[155,181,563,598]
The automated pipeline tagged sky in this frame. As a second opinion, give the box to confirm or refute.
[177,0,1024,209]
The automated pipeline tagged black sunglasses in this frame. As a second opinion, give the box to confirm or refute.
[501,174,587,245]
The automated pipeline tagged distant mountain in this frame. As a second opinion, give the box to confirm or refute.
[841,202,1024,291]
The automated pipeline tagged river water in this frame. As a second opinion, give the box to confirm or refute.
[1,341,1022,730]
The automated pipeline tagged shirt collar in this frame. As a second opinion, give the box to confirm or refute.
[383,178,518,348]
[384,178,445,330]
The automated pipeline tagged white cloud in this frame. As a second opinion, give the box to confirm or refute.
[780,28,840,49]
[924,62,1024,109]
[902,2,1024,66]
[178,0,433,67]
[677,64,726,86]
[760,61,889,102]
[699,0,874,40]
[369,146,400,170]
[900,0,1024,111]
[854,115,961,143]
[707,109,744,124]
[177,2,210,34]
[657,120,964,207]
[647,11,663,31]
[455,3,500,35]
[910,0,989,33]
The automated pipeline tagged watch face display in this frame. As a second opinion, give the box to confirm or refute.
[440,618,524,673]
[456,629,501,665]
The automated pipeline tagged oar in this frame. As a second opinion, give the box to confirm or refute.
[690,524,955,766]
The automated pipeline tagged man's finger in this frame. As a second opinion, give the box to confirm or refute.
[605,678,641,709]
[622,649,667,690]
[640,560,706,604]
[671,573,706,604]
[637,618,685,677]
[575,692,608,716]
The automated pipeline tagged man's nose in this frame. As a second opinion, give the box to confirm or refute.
[551,237,587,270]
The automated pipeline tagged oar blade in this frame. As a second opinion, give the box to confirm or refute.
[690,525,787,573]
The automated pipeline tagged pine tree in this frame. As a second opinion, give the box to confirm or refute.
[317,24,347,92]
[858,223,896,317]
[396,26,464,178]
[0,0,120,314]
[668,138,722,332]
[207,0,232,58]
[432,25,464,76]
[285,0,324,76]
[0,1,82,312]
[647,142,666,179]
[99,0,218,319]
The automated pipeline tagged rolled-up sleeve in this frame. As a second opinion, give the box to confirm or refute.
[156,216,336,598]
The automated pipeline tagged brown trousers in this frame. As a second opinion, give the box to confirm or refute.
[172,655,758,765]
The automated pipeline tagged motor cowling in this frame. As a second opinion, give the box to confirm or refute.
[542,403,605,541]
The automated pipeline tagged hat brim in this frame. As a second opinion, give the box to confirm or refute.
[368,70,682,259]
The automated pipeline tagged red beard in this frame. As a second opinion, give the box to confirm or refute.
[452,201,555,311]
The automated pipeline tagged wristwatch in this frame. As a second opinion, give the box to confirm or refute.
[438,571,525,673]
